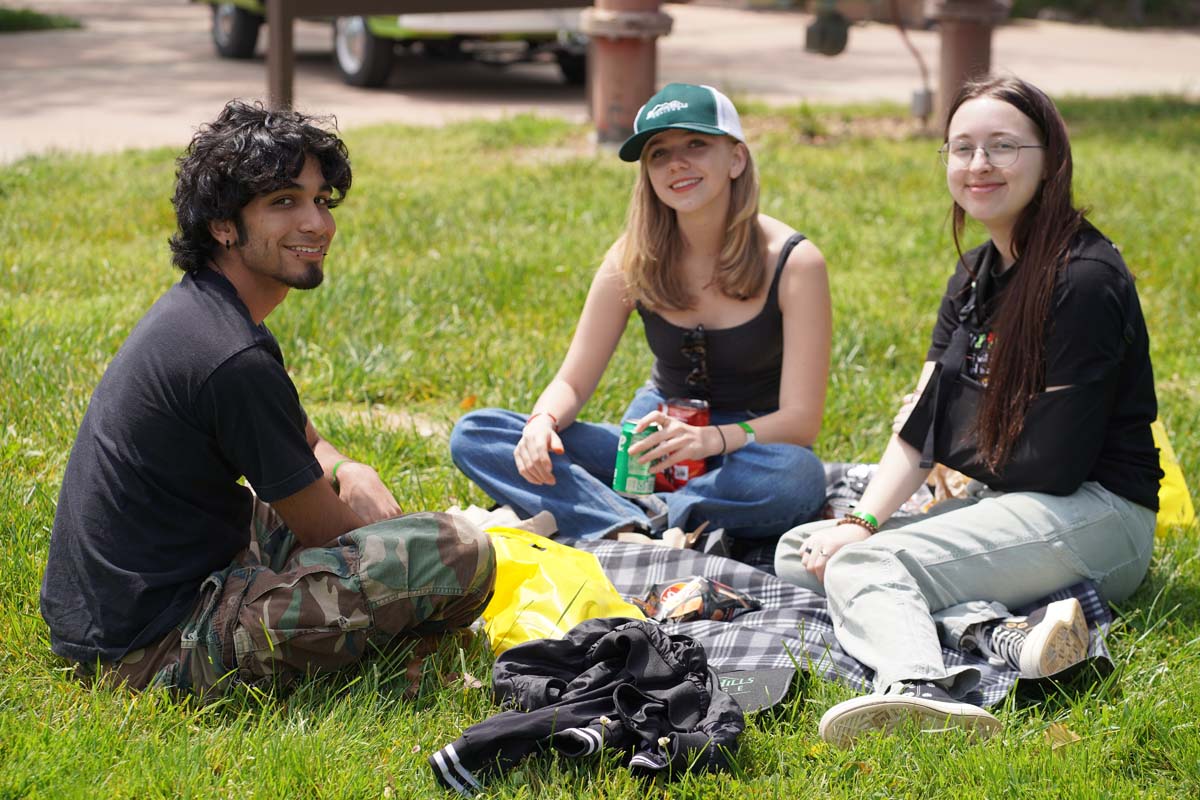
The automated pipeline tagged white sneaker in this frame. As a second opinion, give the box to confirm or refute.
[983,598,1089,679]
[818,681,1001,748]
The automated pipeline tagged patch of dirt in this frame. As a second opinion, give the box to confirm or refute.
[315,402,451,438]
[511,132,597,166]
[744,112,937,145]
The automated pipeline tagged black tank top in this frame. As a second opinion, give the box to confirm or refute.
[636,233,807,412]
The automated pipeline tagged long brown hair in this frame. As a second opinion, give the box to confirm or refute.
[619,142,765,310]
[944,76,1086,470]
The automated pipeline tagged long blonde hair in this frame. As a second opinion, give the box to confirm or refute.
[619,144,765,311]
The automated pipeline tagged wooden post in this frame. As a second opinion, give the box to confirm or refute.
[581,0,673,145]
[927,1,1011,126]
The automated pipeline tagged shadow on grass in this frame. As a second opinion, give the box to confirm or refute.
[1118,527,1200,630]
[147,624,498,729]
[1009,656,1115,712]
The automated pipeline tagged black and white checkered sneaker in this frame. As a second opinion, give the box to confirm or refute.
[818,681,1001,748]
[976,598,1090,679]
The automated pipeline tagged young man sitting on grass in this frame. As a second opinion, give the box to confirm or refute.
[40,101,495,696]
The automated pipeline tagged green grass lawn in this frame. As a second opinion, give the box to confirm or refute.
[1,97,1197,798]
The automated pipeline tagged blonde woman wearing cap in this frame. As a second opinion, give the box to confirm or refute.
[451,83,832,549]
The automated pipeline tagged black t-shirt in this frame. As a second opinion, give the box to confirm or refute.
[906,224,1161,509]
[40,269,323,663]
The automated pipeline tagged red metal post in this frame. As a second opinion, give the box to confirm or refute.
[266,0,295,109]
[927,1,1011,126]
[582,0,673,145]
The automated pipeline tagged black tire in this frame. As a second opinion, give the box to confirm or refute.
[211,4,262,60]
[557,51,587,87]
[333,17,395,88]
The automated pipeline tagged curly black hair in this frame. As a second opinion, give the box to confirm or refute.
[169,100,352,273]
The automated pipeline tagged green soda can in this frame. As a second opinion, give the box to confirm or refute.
[613,419,658,496]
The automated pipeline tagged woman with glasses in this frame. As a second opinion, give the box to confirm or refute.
[775,76,1161,746]
[451,83,831,548]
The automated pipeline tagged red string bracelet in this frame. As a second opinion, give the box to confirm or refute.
[525,411,559,431]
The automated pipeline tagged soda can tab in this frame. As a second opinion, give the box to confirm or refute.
[613,419,658,496]
[663,397,711,427]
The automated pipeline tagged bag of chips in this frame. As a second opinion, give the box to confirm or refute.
[632,576,761,623]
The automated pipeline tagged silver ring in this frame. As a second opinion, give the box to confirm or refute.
[818,548,829,557]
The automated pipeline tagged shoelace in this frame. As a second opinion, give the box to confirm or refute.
[987,623,1027,671]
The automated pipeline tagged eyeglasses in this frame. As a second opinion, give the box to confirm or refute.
[938,138,1045,169]
[681,324,709,400]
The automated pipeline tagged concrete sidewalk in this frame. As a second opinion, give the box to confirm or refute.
[2,0,1198,163]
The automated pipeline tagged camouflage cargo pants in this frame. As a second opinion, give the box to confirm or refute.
[100,500,495,697]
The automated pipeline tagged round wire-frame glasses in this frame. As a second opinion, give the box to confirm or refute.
[938,139,1045,169]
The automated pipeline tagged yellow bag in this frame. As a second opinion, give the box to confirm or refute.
[1153,419,1195,536]
[481,527,645,655]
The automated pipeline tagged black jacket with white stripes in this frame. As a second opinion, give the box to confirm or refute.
[429,617,745,795]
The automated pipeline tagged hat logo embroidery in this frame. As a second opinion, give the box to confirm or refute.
[646,100,689,119]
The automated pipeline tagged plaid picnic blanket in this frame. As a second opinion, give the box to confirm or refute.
[575,539,1113,708]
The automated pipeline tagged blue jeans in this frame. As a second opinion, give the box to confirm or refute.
[450,385,826,541]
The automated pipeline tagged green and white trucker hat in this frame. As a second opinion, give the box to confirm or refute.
[618,83,745,162]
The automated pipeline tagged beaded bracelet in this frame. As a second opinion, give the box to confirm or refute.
[525,411,559,431]
[852,510,879,528]
[836,513,879,535]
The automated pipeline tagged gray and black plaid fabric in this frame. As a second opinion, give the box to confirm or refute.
[576,540,1113,708]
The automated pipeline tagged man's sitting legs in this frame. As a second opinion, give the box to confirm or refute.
[94,507,495,696]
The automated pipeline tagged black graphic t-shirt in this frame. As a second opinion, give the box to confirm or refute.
[932,243,1015,387]
[963,329,996,384]
[917,226,1161,509]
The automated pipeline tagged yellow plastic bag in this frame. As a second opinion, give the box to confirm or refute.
[481,527,645,655]
[1153,419,1195,536]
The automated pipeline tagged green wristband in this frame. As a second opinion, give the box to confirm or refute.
[330,458,354,491]
[851,510,879,528]
[736,421,756,445]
